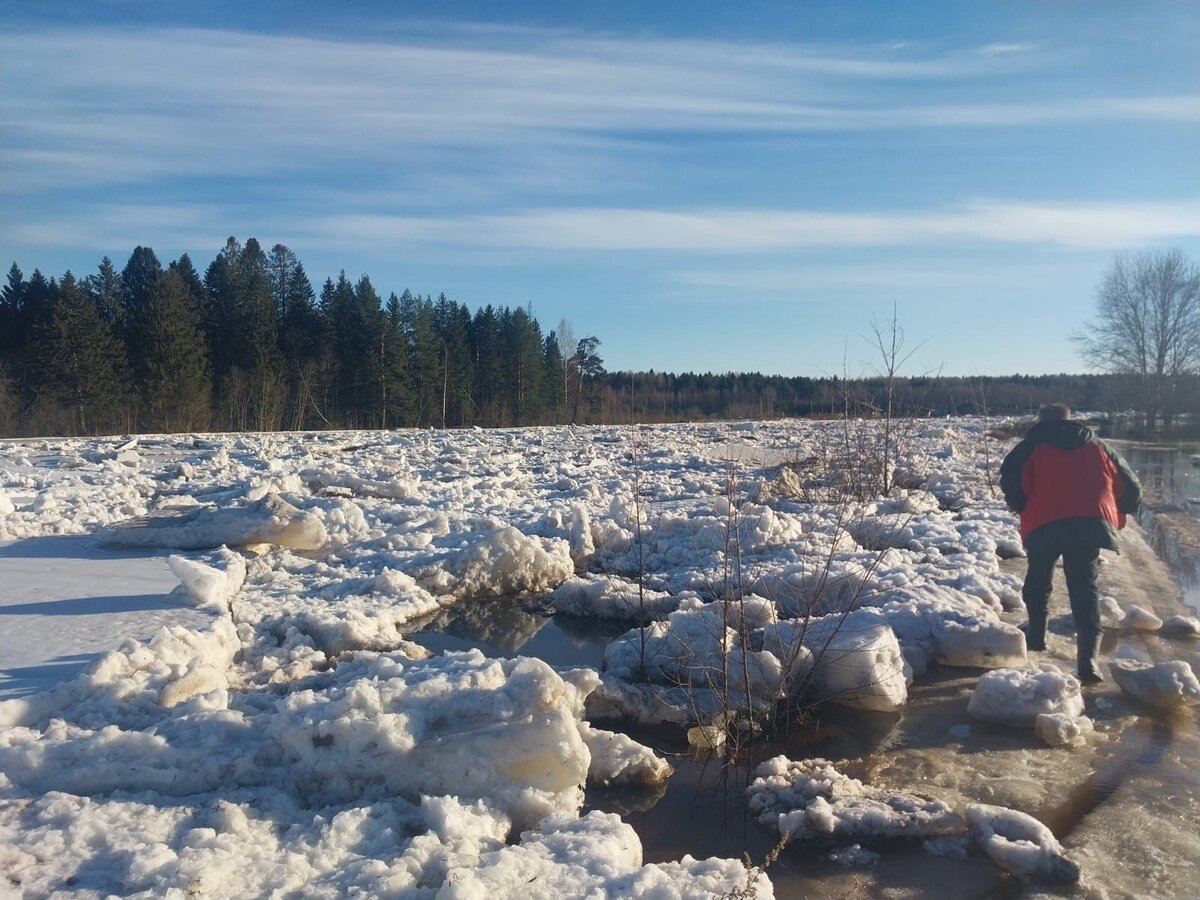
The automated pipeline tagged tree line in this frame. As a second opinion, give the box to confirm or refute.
[3,243,1196,438]
[0,238,606,436]
[593,369,1199,432]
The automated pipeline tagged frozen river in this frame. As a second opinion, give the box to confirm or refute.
[1,420,1197,898]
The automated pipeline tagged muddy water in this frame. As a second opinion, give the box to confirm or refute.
[1112,440,1200,514]
[412,546,1200,898]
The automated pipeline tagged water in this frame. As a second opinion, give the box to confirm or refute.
[1111,440,1200,513]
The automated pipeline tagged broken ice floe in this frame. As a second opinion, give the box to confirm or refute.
[1118,605,1164,632]
[746,756,962,843]
[1034,712,1094,748]
[1109,658,1200,709]
[744,757,1079,883]
[1160,615,1200,638]
[99,492,327,551]
[967,665,1084,726]
[965,803,1079,882]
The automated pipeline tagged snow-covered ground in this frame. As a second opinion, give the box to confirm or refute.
[1,421,1197,898]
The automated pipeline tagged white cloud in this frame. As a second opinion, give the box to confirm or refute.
[298,200,1200,252]
[0,25,1194,194]
[21,198,1193,255]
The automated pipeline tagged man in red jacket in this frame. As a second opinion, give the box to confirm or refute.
[999,404,1141,683]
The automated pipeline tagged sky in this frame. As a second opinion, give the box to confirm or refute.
[2,0,1198,377]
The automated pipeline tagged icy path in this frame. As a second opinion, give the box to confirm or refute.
[0,537,202,698]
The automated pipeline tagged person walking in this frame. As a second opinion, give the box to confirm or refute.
[999,403,1141,683]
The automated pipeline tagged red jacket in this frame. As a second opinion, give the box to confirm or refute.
[999,420,1141,550]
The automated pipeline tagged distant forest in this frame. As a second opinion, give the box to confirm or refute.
[2,239,1190,438]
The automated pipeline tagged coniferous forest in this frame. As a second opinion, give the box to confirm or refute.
[3,238,1193,438]
[0,238,605,436]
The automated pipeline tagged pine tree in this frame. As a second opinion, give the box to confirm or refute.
[88,257,123,325]
[133,270,211,432]
[381,292,412,427]
[41,272,133,434]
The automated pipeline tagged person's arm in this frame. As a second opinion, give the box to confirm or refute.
[999,441,1032,513]
[1106,445,1142,514]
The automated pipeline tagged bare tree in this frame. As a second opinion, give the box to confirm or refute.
[864,304,925,496]
[1074,249,1200,434]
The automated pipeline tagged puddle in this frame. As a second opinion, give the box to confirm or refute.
[409,596,625,669]
[1112,440,1200,514]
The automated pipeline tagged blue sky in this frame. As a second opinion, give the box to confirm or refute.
[2,1,1198,377]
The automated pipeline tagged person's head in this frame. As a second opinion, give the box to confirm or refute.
[1038,403,1071,423]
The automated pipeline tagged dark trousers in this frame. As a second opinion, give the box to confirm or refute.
[1023,545,1102,673]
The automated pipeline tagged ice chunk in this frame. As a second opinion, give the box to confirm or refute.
[1161,615,1200,638]
[420,526,574,598]
[1034,712,1094,748]
[965,803,1079,882]
[746,756,963,842]
[765,609,907,711]
[579,723,673,787]
[167,547,247,610]
[550,574,678,621]
[967,665,1084,726]
[0,490,14,515]
[440,811,773,899]
[1110,659,1200,709]
[602,598,789,719]
[268,651,591,828]
[1119,605,1163,631]
[1099,595,1123,627]
[99,493,327,551]
[931,616,1027,669]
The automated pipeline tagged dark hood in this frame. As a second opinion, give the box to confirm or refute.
[1024,419,1095,450]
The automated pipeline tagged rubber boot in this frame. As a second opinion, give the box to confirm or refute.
[1077,630,1103,684]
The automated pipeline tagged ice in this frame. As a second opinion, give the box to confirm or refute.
[167,547,247,609]
[1161,615,1200,638]
[579,723,673,787]
[99,493,328,551]
[602,596,789,720]
[964,803,1080,882]
[4,418,1174,894]
[550,574,679,621]
[967,665,1085,726]
[1099,595,1124,627]
[746,756,963,843]
[266,651,593,828]
[1118,605,1164,631]
[1034,712,1094,748]
[416,526,574,598]
[438,811,774,899]
[1109,658,1200,709]
[764,609,908,711]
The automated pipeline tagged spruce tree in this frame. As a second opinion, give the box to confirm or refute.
[41,272,133,434]
[133,270,211,432]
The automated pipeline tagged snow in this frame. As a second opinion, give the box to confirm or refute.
[0,536,214,699]
[1118,605,1164,631]
[99,492,328,551]
[1034,712,1094,749]
[1109,658,1200,708]
[1,419,1178,895]
[746,756,962,843]
[967,665,1085,726]
[964,803,1079,882]
[1161,614,1200,638]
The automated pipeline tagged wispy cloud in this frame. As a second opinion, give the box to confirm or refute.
[298,200,1200,252]
[16,198,1196,255]
[1,25,1194,195]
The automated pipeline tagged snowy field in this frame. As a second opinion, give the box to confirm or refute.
[1,421,1197,898]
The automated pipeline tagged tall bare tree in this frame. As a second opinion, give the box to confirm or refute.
[1074,249,1200,434]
